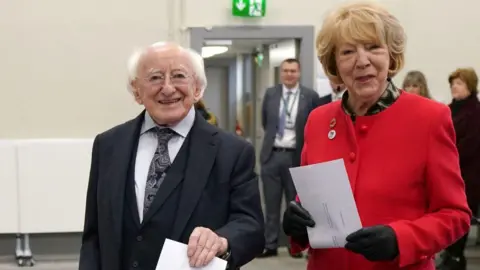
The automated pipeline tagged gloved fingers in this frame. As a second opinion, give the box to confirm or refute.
[344,238,374,254]
[357,246,380,261]
[289,212,315,227]
[346,227,378,242]
[289,202,315,225]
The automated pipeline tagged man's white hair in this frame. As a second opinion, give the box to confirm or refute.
[126,41,207,97]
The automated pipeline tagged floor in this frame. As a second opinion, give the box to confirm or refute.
[0,246,479,270]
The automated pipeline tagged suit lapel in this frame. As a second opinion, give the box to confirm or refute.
[109,111,145,243]
[171,115,218,239]
[271,85,283,125]
[296,87,307,126]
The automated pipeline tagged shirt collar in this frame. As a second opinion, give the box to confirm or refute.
[333,89,346,101]
[282,84,299,95]
[341,80,401,116]
[140,106,195,138]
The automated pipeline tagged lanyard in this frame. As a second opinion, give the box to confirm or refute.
[282,90,298,118]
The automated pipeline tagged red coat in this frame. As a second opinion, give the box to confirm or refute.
[291,92,471,270]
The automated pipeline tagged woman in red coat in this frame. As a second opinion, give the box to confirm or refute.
[282,2,471,270]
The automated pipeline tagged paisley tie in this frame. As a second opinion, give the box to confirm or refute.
[143,127,176,216]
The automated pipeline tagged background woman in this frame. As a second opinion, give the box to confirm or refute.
[282,2,471,270]
[194,99,218,126]
[402,70,432,99]
[438,67,480,270]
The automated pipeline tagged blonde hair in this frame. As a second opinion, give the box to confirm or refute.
[402,70,431,99]
[316,1,406,84]
[448,67,478,95]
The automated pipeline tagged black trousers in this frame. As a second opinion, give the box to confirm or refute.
[446,232,469,257]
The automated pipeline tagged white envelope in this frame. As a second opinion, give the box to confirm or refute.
[156,239,228,270]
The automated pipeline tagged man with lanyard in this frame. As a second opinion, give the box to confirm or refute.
[258,58,322,259]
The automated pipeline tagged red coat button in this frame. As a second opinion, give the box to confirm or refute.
[360,125,368,133]
[420,255,427,260]
[349,152,356,162]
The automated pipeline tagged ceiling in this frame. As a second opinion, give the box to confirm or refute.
[204,39,284,59]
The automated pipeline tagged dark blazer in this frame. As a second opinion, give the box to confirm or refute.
[260,84,323,166]
[450,94,480,215]
[79,111,265,270]
[318,93,333,105]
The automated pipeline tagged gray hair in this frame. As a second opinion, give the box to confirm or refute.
[126,42,207,96]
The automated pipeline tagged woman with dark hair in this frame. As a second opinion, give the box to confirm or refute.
[194,99,218,126]
[438,67,480,270]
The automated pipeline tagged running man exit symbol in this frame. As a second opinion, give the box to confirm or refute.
[232,0,266,17]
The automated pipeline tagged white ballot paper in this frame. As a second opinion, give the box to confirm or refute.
[156,239,227,270]
[289,158,363,249]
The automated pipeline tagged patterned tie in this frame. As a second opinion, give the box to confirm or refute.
[143,127,176,216]
[278,91,292,138]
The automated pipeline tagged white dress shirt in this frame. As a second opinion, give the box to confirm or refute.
[134,107,195,222]
[274,84,299,149]
[332,89,346,102]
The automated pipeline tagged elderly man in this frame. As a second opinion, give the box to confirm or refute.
[79,42,264,270]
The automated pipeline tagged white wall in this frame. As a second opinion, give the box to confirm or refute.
[1,0,479,138]
[204,67,229,129]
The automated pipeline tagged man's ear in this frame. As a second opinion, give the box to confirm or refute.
[130,80,143,105]
[193,88,202,102]
[192,79,203,102]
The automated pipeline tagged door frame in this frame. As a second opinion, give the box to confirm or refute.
[189,26,315,88]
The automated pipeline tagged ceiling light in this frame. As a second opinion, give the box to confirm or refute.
[202,46,229,58]
[204,40,233,46]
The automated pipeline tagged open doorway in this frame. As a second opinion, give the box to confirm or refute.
[190,26,315,153]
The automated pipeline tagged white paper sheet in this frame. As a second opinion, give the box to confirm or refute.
[289,159,363,249]
[156,239,228,270]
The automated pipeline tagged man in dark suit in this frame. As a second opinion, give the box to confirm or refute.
[257,58,325,258]
[79,42,264,270]
[318,80,346,104]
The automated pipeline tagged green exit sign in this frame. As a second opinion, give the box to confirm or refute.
[232,0,266,17]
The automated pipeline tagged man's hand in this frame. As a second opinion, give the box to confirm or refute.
[282,201,315,245]
[187,227,228,267]
[345,225,399,261]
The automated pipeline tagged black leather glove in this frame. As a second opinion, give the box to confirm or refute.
[282,201,315,245]
[345,225,399,261]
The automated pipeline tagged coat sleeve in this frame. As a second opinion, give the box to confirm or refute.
[79,135,101,270]
[215,143,265,268]
[288,113,313,253]
[388,105,472,268]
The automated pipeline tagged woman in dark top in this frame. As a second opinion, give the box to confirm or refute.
[439,67,480,270]
[194,99,218,126]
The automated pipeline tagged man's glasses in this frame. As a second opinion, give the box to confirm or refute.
[143,72,191,86]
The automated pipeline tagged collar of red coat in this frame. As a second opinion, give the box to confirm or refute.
[341,80,401,117]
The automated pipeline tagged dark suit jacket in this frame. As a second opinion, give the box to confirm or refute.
[260,84,323,167]
[79,111,265,270]
[450,94,480,215]
[318,93,333,105]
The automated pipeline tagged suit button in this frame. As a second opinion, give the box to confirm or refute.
[349,152,356,162]
[132,261,139,268]
[136,235,143,241]
[420,255,427,260]
[360,125,368,133]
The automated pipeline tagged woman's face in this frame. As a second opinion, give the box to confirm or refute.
[336,43,390,101]
[450,78,470,100]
